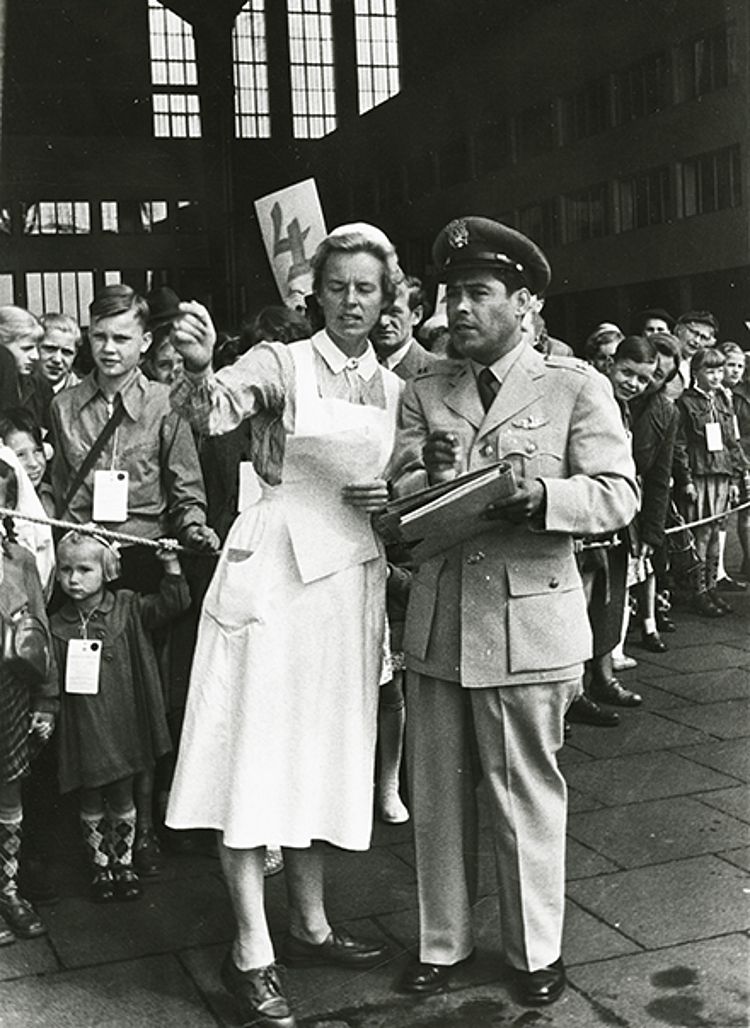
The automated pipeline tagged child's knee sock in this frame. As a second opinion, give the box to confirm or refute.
[717,529,728,580]
[79,810,110,871]
[107,807,137,867]
[0,810,23,898]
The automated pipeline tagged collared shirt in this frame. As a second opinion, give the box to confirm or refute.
[50,369,207,540]
[470,340,526,392]
[381,338,414,372]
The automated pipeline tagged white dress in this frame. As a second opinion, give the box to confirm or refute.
[166,334,400,850]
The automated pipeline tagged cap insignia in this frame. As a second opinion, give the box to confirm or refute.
[446,219,470,249]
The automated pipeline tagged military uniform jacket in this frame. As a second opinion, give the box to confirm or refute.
[391,344,638,688]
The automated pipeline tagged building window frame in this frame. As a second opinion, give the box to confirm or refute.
[354,0,400,115]
[233,0,271,138]
[148,0,202,138]
[287,0,337,139]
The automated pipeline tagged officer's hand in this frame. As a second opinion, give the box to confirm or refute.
[482,478,545,524]
[729,483,740,506]
[172,301,216,372]
[684,482,698,503]
[423,431,460,483]
[343,479,389,512]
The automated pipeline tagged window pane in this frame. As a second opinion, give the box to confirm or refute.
[148,0,202,138]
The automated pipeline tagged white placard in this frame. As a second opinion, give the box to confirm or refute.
[705,422,723,452]
[254,179,327,308]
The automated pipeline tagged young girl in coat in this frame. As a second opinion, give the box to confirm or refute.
[673,347,747,616]
[51,533,190,902]
[0,455,57,945]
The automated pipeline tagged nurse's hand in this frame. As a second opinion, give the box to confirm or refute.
[172,301,217,372]
[342,480,389,512]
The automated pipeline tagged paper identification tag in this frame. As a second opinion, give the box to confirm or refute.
[65,639,102,695]
[733,414,741,440]
[705,422,723,452]
[237,462,262,512]
[92,469,129,522]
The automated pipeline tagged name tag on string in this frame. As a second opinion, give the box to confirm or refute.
[65,639,101,695]
[733,414,741,440]
[92,469,129,522]
[237,462,262,512]
[705,422,723,452]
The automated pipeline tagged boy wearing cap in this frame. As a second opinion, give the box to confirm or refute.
[392,217,638,1006]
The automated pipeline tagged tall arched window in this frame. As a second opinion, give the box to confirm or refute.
[148,0,202,138]
[233,1,271,138]
[287,0,337,138]
[355,0,400,113]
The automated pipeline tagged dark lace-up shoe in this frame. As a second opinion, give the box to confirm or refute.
[220,954,296,1028]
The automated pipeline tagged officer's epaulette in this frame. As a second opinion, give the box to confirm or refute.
[543,354,591,374]
[414,358,464,378]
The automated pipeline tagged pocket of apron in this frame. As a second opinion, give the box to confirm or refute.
[202,504,270,630]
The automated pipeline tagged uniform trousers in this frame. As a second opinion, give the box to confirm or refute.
[406,672,578,972]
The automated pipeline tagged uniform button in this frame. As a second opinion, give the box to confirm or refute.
[525,441,537,455]
[549,577,560,589]
[466,550,486,564]
[480,443,494,457]
[103,653,114,662]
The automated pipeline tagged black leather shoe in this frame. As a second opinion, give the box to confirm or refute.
[90,869,116,903]
[282,927,389,969]
[639,631,667,653]
[590,678,642,708]
[398,952,475,994]
[133,829,163,877]
[656,613,676,633]
[220,954,296,1028]
[716,576,748,592]
[566,695,619,727]
[0,893,47,938]
[708,589,733,613]
[112,865,142,901]
[693,592,724,618]
[513,958,566,1006]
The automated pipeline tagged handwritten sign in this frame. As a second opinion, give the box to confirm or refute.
[255,179,327,309]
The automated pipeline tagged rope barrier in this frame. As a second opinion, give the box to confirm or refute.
[0,506,216,557]
[663,499,750,535]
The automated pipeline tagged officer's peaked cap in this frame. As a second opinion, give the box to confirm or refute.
[432,216,551,295]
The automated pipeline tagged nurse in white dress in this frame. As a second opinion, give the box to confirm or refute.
[167,225,403,1028]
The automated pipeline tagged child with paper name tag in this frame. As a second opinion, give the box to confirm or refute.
[0,455,57,946]
[50,533,190,903]
[673,347,748,615]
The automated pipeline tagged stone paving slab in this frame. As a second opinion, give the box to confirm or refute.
[0,953,217,1027]
[43,873,234,969]
[566,838,620,879]
[566,855,750,948]
[323,846,418,923]
[663,697,750,739]
[558,710,713,759]
[679,738,750,782]
[0,936,59,983]
[696,785,750,822]
[568,934,750,1028]
[567,796,750,868]
[635,642,750,674]
[718,847,750,873]
[631,680,695,710]
[566,786,605,813]
[564,749,739,807]
[647,666,750,703]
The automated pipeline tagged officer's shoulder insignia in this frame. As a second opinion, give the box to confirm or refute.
[544,354,590,374]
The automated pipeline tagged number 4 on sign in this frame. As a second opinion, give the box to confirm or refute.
[271,201,311,285]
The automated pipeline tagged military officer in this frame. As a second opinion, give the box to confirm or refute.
[392,217,638,1007]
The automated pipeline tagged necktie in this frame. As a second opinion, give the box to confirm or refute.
[477,367,499,413]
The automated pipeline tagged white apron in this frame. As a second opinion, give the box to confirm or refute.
[167,341,398,850]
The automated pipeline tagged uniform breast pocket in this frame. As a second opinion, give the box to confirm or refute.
[505,560,589,673]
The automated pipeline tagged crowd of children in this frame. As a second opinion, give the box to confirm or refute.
[0,282,746,949]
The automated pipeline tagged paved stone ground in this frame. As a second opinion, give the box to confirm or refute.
[1,566,748,1026]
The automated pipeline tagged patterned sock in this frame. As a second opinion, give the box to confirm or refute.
[0,812,23,899]
[107,808,137,868]
[80,812,110,871]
